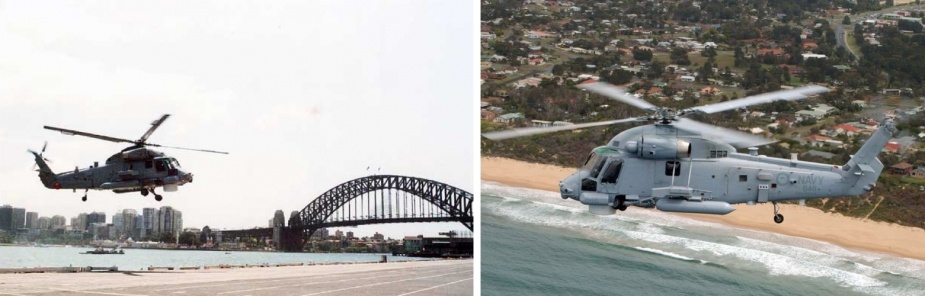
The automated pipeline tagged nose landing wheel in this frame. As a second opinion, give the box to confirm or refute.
[772,202,784,224]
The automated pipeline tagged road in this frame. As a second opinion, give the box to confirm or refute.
[0,259,472,296]
[833,4,925,63]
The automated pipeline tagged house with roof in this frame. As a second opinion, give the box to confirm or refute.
[833,124,860,137]
[699,86,720,95]
[804,134,831,147]
[890,162,914,175]
[883,141,901,154]
[494,113,524,124]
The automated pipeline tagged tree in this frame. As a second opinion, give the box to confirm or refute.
[632,46,653,61]
[157,232,176,243]
[670,47,691,65]
[843,15,851,25]
[701,46,717,58]
[179,231,201,247]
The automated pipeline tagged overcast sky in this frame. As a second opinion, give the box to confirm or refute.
[0,1,475,238]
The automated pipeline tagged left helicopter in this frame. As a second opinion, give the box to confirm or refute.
[29,114,228,202]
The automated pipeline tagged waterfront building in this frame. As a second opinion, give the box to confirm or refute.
[157,206,183,236]
[0,205,11,231]
[112,214,123,238]
[346,231,354,239]
[50,215,67,230]
[122,209,138,239]
[87,212,106,229]
[136,215,145,239]
[35,217,51,230]
[22,211,35,230]
[75,213,88,231]
[12,207,26,230]
[143,208,156,238]
[335,230,344,240]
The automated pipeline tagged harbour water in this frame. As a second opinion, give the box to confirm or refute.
[0,246,423,271]
[482,182,925,296]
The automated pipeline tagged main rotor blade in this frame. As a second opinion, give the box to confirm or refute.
[577,82,658,112]
[483,117,643,141]
[146,143,229,154]
[44,126,135,144]
[674,118,775,149]
[687,85,829,114]
[138,114,170,144]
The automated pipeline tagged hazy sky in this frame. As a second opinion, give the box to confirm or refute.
[0,1,475,238]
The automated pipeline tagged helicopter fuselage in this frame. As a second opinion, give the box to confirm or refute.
[559,122,890,217]
[35,147,193,194]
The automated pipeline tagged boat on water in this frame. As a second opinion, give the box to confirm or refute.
[81,247,124,255]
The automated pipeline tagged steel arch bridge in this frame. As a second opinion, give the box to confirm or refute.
[276,175,473,251]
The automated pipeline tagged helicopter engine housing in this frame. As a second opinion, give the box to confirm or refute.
[624,136,690,159]
[121,147,164,161]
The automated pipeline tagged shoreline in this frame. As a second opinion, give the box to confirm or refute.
[482,156,925,262]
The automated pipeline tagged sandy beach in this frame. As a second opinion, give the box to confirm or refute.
[482,157,925,261]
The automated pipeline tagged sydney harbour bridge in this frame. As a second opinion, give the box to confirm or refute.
[221,175,473,252]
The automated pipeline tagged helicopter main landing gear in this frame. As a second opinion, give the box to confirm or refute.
[81,189,88,202]
[150,188,163,202]
[772,202,784,224]
[611,195,628,211]
[141,189,149,196]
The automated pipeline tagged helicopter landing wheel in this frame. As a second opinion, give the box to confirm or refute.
[772,202,783,224]
[154,194,163,202]
[81,195,87,202]
[141,189,149,196]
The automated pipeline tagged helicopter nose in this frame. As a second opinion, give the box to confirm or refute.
[559,172,582,201]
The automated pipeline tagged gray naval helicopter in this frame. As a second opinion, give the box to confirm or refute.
[484,82,894,224]
[30,114,228,202]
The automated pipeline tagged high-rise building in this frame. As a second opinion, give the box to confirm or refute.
[143,208,157,237]
[75,213,88,231]
[335,230,344,239]
[50,215,67,229]
[11,208,26,230]
[372,232,384,241]
[0,205,11,231]
[346,231,354,239]
[26,212,38,230]
[35,217,51,229]
[157,206,182,235]
[87,212,106,229]
[122,209,137,238]
[112,214,123,237]
[135,215,145,239]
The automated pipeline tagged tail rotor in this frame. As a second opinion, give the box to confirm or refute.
[28,141,53,171]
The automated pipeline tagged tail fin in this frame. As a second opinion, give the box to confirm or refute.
[30,150,54,174]
[844,120,896,194]
[30,150,57,188]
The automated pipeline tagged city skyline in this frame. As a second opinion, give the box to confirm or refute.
[1,203,469,239]
[0,1,474,238]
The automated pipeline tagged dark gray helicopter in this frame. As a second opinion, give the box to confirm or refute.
[30,114,228,202]
[484,82,893,224]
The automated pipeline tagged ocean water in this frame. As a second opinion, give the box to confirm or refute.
[481,182,925,296]
[0,246,423,271]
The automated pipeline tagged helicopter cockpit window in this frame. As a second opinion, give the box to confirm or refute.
[155,159,167,172]
[171,159,181,168]
[601,160,623,184]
